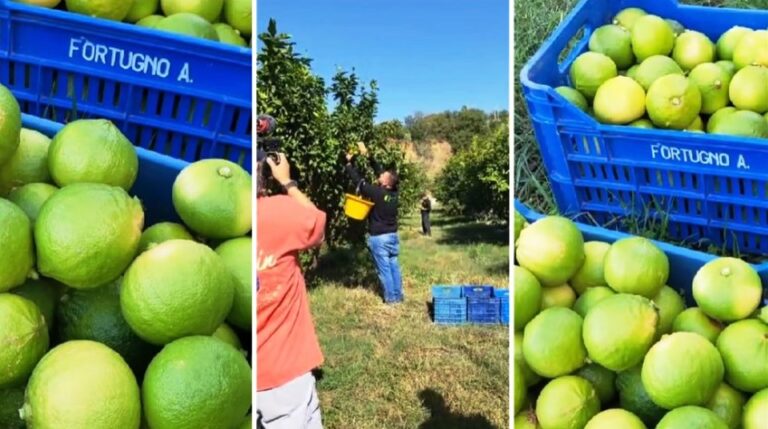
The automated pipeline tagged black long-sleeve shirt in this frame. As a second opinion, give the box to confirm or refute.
[345,158,398,236]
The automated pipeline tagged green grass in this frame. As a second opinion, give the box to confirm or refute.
[308,211,509,429]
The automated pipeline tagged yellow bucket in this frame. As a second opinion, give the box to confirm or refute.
[344,193,375,220]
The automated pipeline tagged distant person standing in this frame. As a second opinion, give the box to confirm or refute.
[420,192,432,236]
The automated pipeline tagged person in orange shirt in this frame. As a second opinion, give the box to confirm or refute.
[256,151,326,429]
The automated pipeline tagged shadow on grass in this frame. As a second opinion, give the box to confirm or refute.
[307,245,380,293]
[483,260,510,277]
[437,222,508,246]
[418,389,498,429]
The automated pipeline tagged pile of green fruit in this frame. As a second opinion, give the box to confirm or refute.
[14,0,252,47]
[557,6,768,138]
[514,211,768,429]
[0,81,253,429]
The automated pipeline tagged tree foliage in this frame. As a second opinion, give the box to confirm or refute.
[404,108,508,152]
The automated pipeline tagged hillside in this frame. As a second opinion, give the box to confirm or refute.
[400,139,454,181]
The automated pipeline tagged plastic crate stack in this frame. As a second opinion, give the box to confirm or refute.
[431,285,508,326]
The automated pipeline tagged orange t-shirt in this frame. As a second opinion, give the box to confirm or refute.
[256,195,326,391]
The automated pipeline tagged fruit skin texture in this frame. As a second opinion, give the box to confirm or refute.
[646,74,702,130]
[582,294,658,372]
[634,55,684,90]
[216,237,252,329]
[11,277,64,331]
[0,294,49,388]
[0,84,22,168]
[142,336,251,429]
[672,30,715,72]
[715,319,768,393]
[584,409,646,429]
[523,307,586,378]
[213,23,247,47]
[573,286,615,318]
[65,0,134,20]
[172,159,252,239]
[223,0,251,36]
[631,15,675,62]
[0,128,52,196]
[120,240,236,345]
[593,76,646,124]
[0,200,34,292]
[35,183,144,289]
[589,24,634,69]
[125,0,158,22]
[212,323,243,350]
[0,385,25,429]
[569,52,618,99]
[137,222,194,254]
[613,7,646,30]
[515,216,585,287]
[161,0,223,22]
[729,65,768,114]
[717,26,752,61]
[656,406,727,429]
[570,241,610,294]
[706,382,745,429]
[155,13,219,41]
[692,257,761,322]
[603,237,668,298]
[514,266,542,330]
[708,109,768,139]
[7,182,58,224]
[48,119,138,190]
[514,409,539,429]
[688,62,732,115]
[615,366,666,426]
[733,30,768,69]
[21,340,141,429]
[514,331,541,387]
[535,376,600,429]
[652,286,685,338]
[514,362,526,414]
[641,332,724,409]
[540,284,576,309]
[576,363,616,404]
[743,388,768,429]
[672,307,723,343]
[555,86,589,112]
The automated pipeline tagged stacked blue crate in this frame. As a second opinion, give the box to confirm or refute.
[432,286,466,325]
[495,288,509,325]
[464,286,499,324]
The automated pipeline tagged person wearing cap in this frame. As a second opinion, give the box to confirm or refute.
[256,150,326,429]
[344,142,403,304]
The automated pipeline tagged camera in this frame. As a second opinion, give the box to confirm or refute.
[256,115,281,164]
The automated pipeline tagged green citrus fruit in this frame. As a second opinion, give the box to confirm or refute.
[708,109,768,138]
[536,376,600,429]
[523,307,586,377]
[121,240,235,345]
[136,14,163,27]
[647,74,702,129]
[48,119,138,190]
[717,26,753,61]
[616,365,666,426]
[154,13,218,40]
[708,107,738,132]
[0,85,22,168]
[593,76,646,124]
[65,0,134,20]
[589,24,635,69]
[173,159,252,239]
[688,63,732,114]
[693,257,761,322]
[161,0,222,22]
[642,332,724,408]
[613,7,647,30]
[0,199,34,292]
[514,265,542,330]
[673,30,716,72]
[631,15,675,62]
[7,183,58,224]
[0,385,25,429]
[570,52,618,99]
[125,0,158,22]
[212,323,243,351]
[629,118,655,128]
[514,209,526,244]
[716,60,737,78]
[213,23,247,47]
[672,307,723,343]
[514,331,541,387]
[216,237,251,330]
[516,216,585,287]
[514,361,526,414]
[223,0,250,36]
[21,340,141,428]
[666,19,685,37]
[35,183,144,289]
[733,29,768,69]
[515,409,539,429]
[577,363,616,404]
[137,222,194,254]
[651,286,685,339]
[56,281,159,376]
[743,388,768,429]
[11,277,64,330]
[716,319,768,392]
[656,406,727,429]
[239,414,252,429]
[541,284,576,309]
[14,0,61,6]
[555,86,589,112]
[570,241,610,294]
[573,286,615,318]
[585,409,646,429]
[0,129,51,196]
[583,294,658,371]
[0,294,48,388]
[729,65,768,113]
[634,55,685,91]
[626,64,640,80]
[142,336,251,429]
[603,237,668,298]
[706,382,745,429]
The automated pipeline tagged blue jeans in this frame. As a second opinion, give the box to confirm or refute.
[367,233,403,303]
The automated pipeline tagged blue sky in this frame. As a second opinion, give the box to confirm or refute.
[256,0,509,121]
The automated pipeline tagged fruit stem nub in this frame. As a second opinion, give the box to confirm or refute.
[217,166,233,178]
[721,267,731,277]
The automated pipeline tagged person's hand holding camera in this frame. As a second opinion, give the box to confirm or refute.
[266,153,291,186]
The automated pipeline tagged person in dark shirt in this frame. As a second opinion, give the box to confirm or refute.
[344,143,403,304]
[420,192,432,236]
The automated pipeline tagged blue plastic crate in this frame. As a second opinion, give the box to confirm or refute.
[433,298,467,325]
[0,1,251,171]
[495,288,509,325]
[462,285,493,299]
[431,285,463,299]
[467,297,500,325]
[520,0,768,254]
[516,201,768,306]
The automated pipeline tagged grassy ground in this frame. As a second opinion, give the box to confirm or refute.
[307,211,509,429]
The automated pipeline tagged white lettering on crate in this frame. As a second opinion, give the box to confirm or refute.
[650,143,751,170]
[68,37,194,83]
